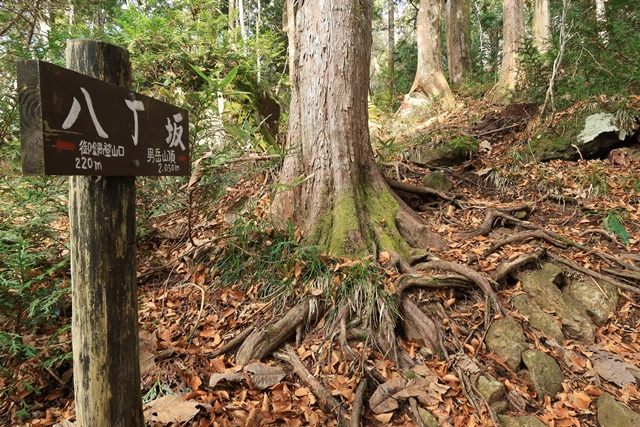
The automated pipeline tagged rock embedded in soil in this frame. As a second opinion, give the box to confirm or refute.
[485,316,528,370]
[405,134,478,167]
[475,374,508,414]
[421,170,454,192]
[563,279,618,325]
[417,407,439,427]
[498,415,546,427]
[522,349,564,398]
[512,294,564,343]
[597,392,640,427]
[520,263,595,343]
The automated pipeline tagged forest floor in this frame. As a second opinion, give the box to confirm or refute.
[7,96,640,426]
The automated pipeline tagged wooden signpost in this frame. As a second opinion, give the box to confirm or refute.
[17,40,190,426]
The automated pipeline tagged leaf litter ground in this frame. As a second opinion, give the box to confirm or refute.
[11,99,640,427]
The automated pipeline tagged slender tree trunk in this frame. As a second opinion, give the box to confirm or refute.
[238,0,247,42]
[228,0,236,32]
[533,0,551,53]
[408,0,455,108]
[388,0,395,100]
[256,0,262,83]
[595,0,608,44]
[491,0,524,102]
[286,0,296,86]
[446,0,472,86]
[272,0,443,257]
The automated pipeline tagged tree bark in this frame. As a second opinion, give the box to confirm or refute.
[595,0,608,44]
[491,0,524,102]
[446,0,472,86]
[532,0,550,53]
[408,0,454,108]
[272,0,443,257]
[67,40,142,427]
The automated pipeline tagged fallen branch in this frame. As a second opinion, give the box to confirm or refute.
[275,345,349,425]
[547,253,640,294]
[236,299,314,365]
[414,260,503,314]
[209,326,255,358]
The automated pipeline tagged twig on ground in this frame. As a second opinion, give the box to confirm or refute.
[184,283,206,343]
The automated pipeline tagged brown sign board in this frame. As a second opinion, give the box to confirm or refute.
[17,60,190,176]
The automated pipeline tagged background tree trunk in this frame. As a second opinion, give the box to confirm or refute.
[491,0,524,102]
[409,0,455,108]
[595,0,608,44]
[533,0,550,53]
[446,0,472,86]
[272,0,442,257]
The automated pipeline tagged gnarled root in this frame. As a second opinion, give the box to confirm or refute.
[492,250,545,282]
[414,260,503,314]
[236,299,317,365]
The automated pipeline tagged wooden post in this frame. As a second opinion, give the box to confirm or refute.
[66,40,143,426]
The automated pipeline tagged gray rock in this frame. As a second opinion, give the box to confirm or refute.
[417,407,439,427]
[512,294,564,343]
[522,349,564,398]
[486,317,528,370]
[563,279,618,325]
[476,375,508,414]
[520,264,595,342]
[422,170,454,192]
[406,134,478,167]
[597,392,640,427]
[498,415,546,427]
[578,113,627,144]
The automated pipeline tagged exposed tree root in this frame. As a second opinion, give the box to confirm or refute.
[472,204,534,236]
[484,230,567,257]
[350,379,367,427]
[386,178,456,202]
[395,209,448,252]
[396,273,472,293]
[602,268,640,282]
[274,345,349,426]
[210,325,255,358]
[547,252,640,294]
[414,260,503,313]
[236,299,315,365]
[400,297,442,356]
[492,249,546,281]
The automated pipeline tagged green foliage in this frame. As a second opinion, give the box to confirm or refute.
[603,210,630,245]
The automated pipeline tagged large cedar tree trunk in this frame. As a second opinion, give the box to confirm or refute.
[388,0,395,99]
[272,0,443,257]
[491,0,524,102]
[532,0,551,53]
[446,0,472,86]
[408,0,455,108]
